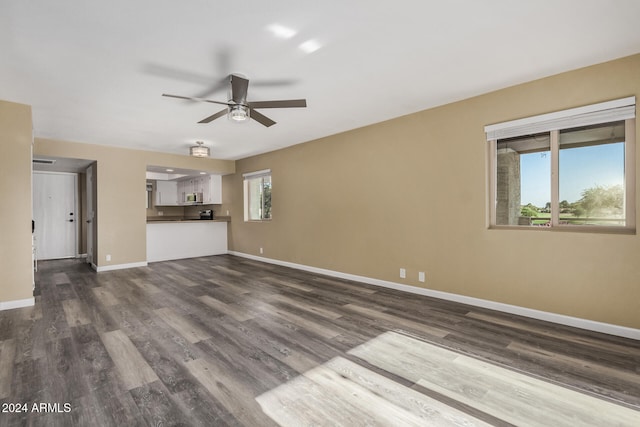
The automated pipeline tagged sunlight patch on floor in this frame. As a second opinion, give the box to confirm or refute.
[256,331,640,426]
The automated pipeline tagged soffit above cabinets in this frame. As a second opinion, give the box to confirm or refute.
[146,171,189,181]
[146,165,217,181]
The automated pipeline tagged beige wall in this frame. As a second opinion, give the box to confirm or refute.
[33,138,234,268]
[0,100,33,304]
[227,53,640,329]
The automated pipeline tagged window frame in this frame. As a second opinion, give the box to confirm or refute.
[243,169,272,222]
[486,99,636,234]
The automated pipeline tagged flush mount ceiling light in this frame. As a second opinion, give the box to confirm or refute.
[189,141,210,158]
[229,104,249,122]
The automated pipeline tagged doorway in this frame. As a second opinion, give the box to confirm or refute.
[33,171,78,260]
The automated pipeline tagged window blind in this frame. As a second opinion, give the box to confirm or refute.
[242,169,271,179]
[485,96,635,141]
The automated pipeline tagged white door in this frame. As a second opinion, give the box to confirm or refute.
[33,172,78,260]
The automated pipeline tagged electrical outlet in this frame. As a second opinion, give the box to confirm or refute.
[418,272,425,282]
[106,254,111,262]
[259,247,263,254]
[226,210,230,216]
[158,211,164,216]
[400,268,406,279]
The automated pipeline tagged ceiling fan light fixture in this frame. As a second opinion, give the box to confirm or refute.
[229,105,249,122]
[164,73,306,127]
[189,141,210,158]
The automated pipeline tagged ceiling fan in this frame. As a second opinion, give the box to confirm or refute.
[162,74,307,127]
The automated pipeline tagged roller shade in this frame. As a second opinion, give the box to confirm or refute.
[485,96,635,141]
[243,169,271,179]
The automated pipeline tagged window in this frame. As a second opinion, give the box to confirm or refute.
[243,169,272,221]
[486,97,635,232]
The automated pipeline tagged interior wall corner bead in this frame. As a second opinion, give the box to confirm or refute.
[484,96,636,141]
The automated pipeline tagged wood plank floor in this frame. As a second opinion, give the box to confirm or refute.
[0,255,639,426]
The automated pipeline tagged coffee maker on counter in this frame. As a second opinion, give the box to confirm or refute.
[199,209,214,220]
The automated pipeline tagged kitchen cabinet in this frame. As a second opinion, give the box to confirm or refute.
[202,175,222,204]
[146,182,152,209]
[155,180,179,206]
[147,221,227,262]
[192,177,203,194]
[177,174,222,205]
[176,180,188,205]
[156,174,222,206]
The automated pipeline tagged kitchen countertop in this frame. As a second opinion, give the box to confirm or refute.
[147,216,230,223]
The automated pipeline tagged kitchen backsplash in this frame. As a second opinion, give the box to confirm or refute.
[147,204,220,217]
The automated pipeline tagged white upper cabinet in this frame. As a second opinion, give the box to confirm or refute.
[155,180,179,206]
[203,174,222,204]
[194,176,206,194]
[156,175,222,206]
[176,180,184,205]
[176,179,193,205]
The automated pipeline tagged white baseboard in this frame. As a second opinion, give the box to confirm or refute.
[0,297,35,311]
[95,261,147,272]
[228,251,640,341]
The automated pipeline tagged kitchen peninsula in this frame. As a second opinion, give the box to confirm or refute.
[146,216,230,262]
[146,171,229,263]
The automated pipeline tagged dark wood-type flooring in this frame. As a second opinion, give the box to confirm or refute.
[1,255,639,426]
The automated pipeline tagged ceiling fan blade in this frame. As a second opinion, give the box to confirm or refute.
[198,108,228,124]
[251,78,297,87]
[249,99,307,109]
[230,74,249,104]
[144,63,212,85]
[216,47,232,77]
[193,77,229,99]
[249,109,276,127]
[145,61,229,98]
[162,93,230,107]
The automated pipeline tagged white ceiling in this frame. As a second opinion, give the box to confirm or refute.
[2,0,640,161]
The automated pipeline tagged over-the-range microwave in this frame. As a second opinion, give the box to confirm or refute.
[185,192,203,204]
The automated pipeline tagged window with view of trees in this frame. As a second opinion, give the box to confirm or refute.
[486,97,635,232]
[243,169,272,221]
[558,123,625,226]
